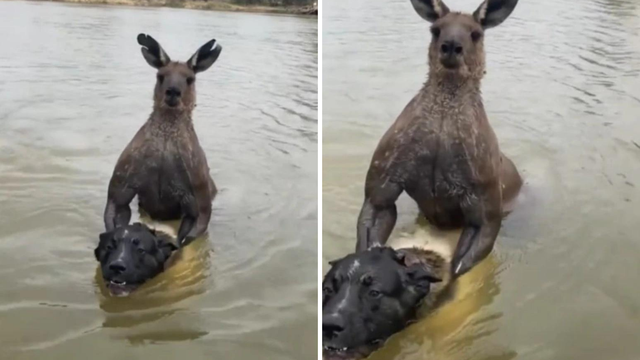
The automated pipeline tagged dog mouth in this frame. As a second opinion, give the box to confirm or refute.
[323,345,349,352]
[322,340,383,360]
[322,346,359,360]
[104,279,141,297]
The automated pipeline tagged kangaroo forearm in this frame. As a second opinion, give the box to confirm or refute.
[452,218,501,277]
[356,200,397,252]
[177,215,197,246]
[104,200,117,231]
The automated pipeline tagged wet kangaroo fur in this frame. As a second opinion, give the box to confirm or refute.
[104,34,222,247]
[357,0,523,278]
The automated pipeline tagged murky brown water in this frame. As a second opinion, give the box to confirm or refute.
[323,0,640,359]
[0,2,317,359]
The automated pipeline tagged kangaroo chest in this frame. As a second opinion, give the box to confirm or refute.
[407,102,482,194]
[133,128,200,218]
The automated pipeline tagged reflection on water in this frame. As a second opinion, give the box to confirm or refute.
[0,1,317,360]
[324,0,640,359]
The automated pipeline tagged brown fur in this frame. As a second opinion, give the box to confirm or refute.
[357,0,522,278]
[104,34,222,246]
[396,247,451,309]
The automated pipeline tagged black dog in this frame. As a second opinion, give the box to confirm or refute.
[95,223,178,297]
[322,225,464,360]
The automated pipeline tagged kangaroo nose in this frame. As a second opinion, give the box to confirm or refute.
[165,87,181,97]
[108,262,126,274]
[322,314,345,339]
[440,40,463,56]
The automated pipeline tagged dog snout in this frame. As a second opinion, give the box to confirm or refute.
[165,86,181,98]
[323,313,346,339]
[108,261,127,275]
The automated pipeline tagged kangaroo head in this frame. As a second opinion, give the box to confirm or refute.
[410,0,518,79]
[137,34,222,112]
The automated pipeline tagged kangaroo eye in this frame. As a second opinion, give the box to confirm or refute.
[369,290,382,298]
[471,30,483,42]
[137,248,146,255]
[431,27,441,37]
[186,77,195,85]
[157,74,165,83]
[323,287,334,295]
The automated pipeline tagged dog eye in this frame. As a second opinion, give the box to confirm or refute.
[369,290,382,298]
[186,77,195,85]
[362,275,373,286]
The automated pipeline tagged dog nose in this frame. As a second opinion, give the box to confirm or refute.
[440,40,463,56]
[108,262,126,274]
[322,314,345,338]
[165,87,181,97]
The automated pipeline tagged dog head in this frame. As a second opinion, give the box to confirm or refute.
[94,223,178,297]
[322,247,442,358]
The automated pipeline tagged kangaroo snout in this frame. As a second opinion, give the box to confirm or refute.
[440,40,462,56]
[439,39,463,69]
[165,86,181,98]
[164,86,182,107]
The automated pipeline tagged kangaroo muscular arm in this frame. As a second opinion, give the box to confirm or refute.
[356,181,403,252]
[451,184,502,278]
[104,180,136,231]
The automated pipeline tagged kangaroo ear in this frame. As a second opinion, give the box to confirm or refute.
[410,0,450,23]
[95,230,115,261]
[187,39,222,73]
[473,0,519,29]
[137,33,171,69]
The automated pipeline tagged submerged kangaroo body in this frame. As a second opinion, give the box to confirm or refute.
[104,34,222,246]
[357,0,522,278]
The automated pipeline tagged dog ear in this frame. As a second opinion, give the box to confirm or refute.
[95,230,115,261]
[388,248,406,265]
[404,263,442,295]
[155,234,178,262]
[327,256,345,267]
[133,222,155,235]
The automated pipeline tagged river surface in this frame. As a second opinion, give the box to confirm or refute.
[0,2,317,359]
[323,0,640,359]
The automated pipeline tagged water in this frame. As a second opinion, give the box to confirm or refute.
[0,2,317,359]
[323,0,640,359]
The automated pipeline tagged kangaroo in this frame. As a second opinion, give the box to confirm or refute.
[357,0,523,278]
[104,34,222,247]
